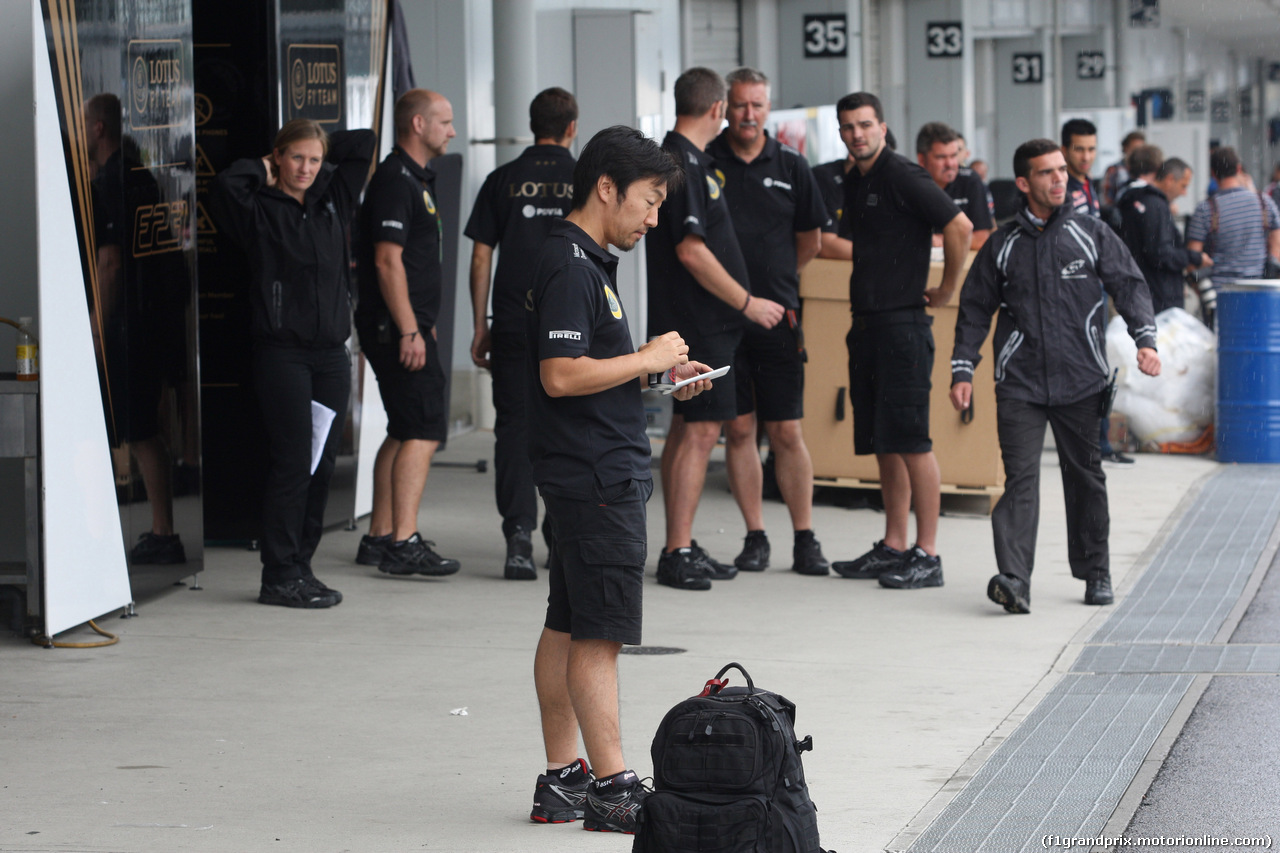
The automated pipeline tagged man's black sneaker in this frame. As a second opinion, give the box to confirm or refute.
[530,758,591,824]
[356,533,391,566]
[130,532,186,564]
[833,540,904,579]
[691,540,737,580]
[583,770,649,834]
[792,531,830,576]
[1102,451,1136,466]
[987,573,1031,614]
[504,527,536,581]
[301,574,343,605]
[734,530,770,572]
[258,577,339,609]
[879,546,944,589]
[378,533,461,576]
[1084,569,1114,605]
[656,548,712,591]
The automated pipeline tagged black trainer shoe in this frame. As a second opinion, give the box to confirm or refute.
[530,758,591,824]
[656,548,712,590]
[1084,569,1114,605]
[378,533,461,576]
[1102,451,1136,466]
[792,531,830,576]
[734,530,770,572]
[504,527,536,581]
[301,574,343,605]
[258,577,339,609]
[356,533,391,566]
[987,573,1031,614]
[879,546,944,589]
[583,770,649,834]
[691,540,738,580]
[833,540,905,579]
[130,531,186,564]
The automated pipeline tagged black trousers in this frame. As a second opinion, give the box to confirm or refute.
[993,394,1109,585]
[253,344,351,584]
[490,331,538,538]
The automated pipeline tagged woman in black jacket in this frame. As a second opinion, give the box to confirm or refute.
[211,119,376,608]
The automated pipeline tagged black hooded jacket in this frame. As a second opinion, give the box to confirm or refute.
[210,130,376,348]
[951,203,1158,406]
[1118,181,1202,315]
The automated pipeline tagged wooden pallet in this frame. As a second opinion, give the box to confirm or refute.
[814,477,1004,513]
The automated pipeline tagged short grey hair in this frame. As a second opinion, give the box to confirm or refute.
[725,67,770,99]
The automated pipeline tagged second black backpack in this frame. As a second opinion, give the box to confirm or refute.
[633,662,828,853]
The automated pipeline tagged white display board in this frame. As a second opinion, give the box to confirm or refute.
[33,8,132,636]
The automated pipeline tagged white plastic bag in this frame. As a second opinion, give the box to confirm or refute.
[1105,307,1216,446]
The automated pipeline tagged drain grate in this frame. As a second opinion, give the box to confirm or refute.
[619,646,686,655]
[1074,643,1280,674]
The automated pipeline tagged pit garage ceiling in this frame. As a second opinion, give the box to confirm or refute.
[1159,0,1280,58]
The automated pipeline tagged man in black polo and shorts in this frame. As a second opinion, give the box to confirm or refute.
[353,89,461,576]
[916,121,994,250]
[830,92,972,589]
[465,87,578,579]
[707,66,831,576]
[647,67,786,590]
[526,125,708,833]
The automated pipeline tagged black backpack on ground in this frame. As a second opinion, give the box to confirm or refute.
[634,662,829,853]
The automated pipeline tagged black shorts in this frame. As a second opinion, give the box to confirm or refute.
[733,320,805,422]
[672,329,741,423]
[846,311,934,456]
[542,478,652,645]
[364,335,448,442]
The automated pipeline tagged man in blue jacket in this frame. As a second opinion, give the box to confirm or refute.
[949,138,1161,614]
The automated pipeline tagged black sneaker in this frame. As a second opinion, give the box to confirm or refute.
[1084,569,1114,605]
[356,533,391,566]
[1102,451,1136,466]
[691,540,737,581]
[734,530,770,572]
[378,533,461,576]
[130,532,186,564]
[833,540,904,579]
[988,573,1031,614]
[791,531,830,576]
[301,574,342,605]
[258,576,339,608]
[656,548,712,590]
[504,527,536,581]
[879,546,944,589]
[530,758,591,824]
[583,770,649,834]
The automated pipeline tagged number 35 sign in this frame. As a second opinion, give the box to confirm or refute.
[803,14,847,58]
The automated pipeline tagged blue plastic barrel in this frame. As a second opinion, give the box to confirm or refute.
[1217,283,1280,462]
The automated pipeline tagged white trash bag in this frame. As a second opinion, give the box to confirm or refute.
[1105,307,1216,447]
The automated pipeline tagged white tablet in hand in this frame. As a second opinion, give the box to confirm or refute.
[659,365,730,395]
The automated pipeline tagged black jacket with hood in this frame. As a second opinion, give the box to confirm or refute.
[210,129,376,348]
[1117,180,1203,315]
[951,202,1158,406]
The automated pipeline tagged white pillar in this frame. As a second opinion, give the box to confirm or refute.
[492,0,537,164]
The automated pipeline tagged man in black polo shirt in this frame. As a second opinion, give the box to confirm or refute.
[526,125,708,833]
[829,91,972,589]
[353,89,461,577]
[813,152,853,260]
[647,67,786,590]
[465,87,578,580]
[916,121,994,250]
[707,66,831,576]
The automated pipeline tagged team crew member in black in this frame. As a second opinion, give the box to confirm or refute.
[210,119,376,609]
[1061,118,1135,466]
[465,87,578,580]
[85,93,186,566]
[915,121,994,250]
[1118,152,1213,314]
[828,92,973,589]
[646,67,786,590]
[815,125,900,260]
[526,125,709,833]
[706,67,831,576]
[950,139,1161,614]
[352,89,461,578]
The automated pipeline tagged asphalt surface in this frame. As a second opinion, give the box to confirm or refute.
[1120,557,1280,850]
